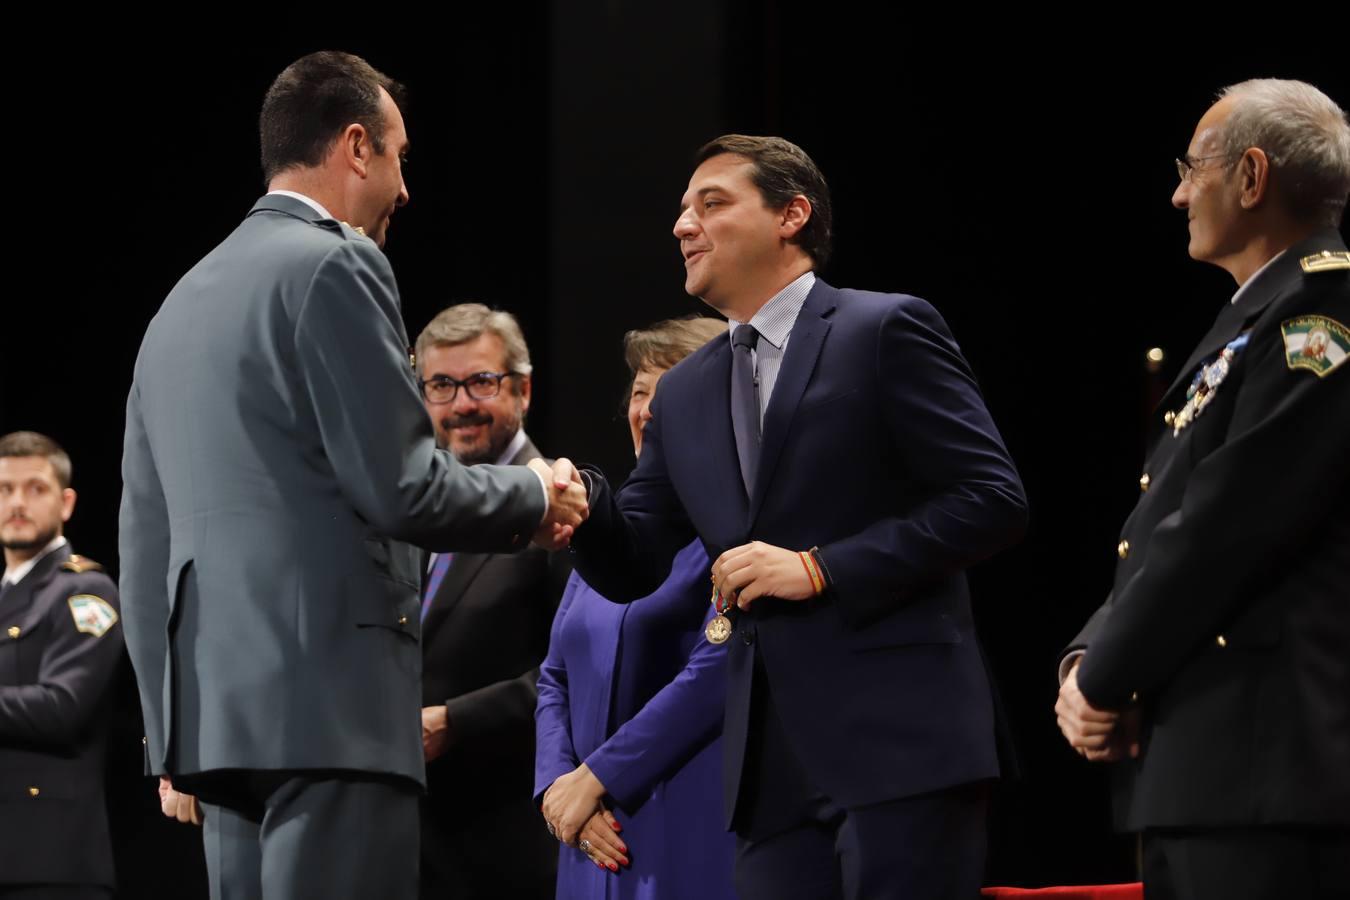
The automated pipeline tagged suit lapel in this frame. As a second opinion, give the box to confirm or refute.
[1160,299,1253,409]
[0,544,71,626]
[422,437,541,637]
[750,282,836,523]
[422,553,491,638]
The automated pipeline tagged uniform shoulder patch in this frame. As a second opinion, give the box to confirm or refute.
[1281,315,1349,378]
[68,594,118,638]
[60,554,104,574]
[1300,250,1350,273]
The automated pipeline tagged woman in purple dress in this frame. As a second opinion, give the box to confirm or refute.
[535,316,736,900]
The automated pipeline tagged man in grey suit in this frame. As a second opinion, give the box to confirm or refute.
[414,304,567,899]
[118,51,586,899]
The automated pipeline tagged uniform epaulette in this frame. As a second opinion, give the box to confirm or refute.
[312,219,369,241]
[1300,250,1350,274]
[60,554,105,574]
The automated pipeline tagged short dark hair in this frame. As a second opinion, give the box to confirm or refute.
[695,134,833,267]
[259,50,407,184]
[0,431,72,488]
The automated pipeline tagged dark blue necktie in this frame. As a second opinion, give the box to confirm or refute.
[731,325,762,497]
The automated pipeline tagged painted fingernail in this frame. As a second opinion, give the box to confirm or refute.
[608,862,618,871]
[617,843,627,853]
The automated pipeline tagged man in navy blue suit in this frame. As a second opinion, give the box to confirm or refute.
[551,135,1027,899]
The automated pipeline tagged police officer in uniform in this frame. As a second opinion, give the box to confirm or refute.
[1056,80,1350,900]
[0,431,123,900]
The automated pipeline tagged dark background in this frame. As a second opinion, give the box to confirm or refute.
[5,8,1347,896]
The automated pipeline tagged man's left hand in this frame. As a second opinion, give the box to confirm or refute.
[158,777,203,826]
[712,541,818,610]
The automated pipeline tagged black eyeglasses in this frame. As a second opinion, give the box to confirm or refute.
[1175,154,1230,183]
[419,371,521,404]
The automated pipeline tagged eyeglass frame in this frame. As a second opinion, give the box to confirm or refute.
[418,371,525,404]
[1174,153,1235,183]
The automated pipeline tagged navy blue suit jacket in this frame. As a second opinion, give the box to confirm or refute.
[572,279,1027,824]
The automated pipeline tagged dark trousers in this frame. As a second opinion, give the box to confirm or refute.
[199,770,419,900]
[0,889,112,900]
[1143,827,1350,900]
[733,660,989,900]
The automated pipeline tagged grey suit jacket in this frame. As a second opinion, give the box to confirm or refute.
[119,194,545,789]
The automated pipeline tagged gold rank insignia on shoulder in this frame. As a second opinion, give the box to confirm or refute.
[1299,250,1350,273]
[60,555,104,574]
[1282,315,1349,378]
[68,594,118,638]
[339,221,367,237]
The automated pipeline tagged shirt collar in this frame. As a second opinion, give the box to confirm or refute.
[266,190,334,221]
[2,535,67,587]
[729,271,816,350]
[496,429,528,466]
[1230,249,1287,305]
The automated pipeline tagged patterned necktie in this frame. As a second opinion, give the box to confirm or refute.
[421,553,453,623]
[730,324,762,497]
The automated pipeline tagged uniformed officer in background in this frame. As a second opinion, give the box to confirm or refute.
[1,431,123,900]
[1056,79,1350,900]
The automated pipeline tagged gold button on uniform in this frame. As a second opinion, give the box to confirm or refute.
[1216,635,1228,648]
[1164,411,1176,426]
[1130,691,1139,703]
[28,787,40,797]
[6,626,18,639]
[1117,541,1130,559]
[397,615,408,626]
[1139,473,1150,492]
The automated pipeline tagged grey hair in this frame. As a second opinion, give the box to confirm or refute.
[415,303,533,392]
[1217,79,1350,227]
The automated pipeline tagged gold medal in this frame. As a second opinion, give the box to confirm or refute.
[705,614,733,644]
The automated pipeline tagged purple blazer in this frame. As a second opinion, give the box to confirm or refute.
[535,541,736,899]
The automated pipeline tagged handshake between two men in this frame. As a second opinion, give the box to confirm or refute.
[526,458,590,551]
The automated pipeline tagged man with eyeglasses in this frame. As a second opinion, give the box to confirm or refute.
[1056,79,1350,898]
[411,304,567,900]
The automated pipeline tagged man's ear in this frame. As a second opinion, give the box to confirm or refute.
[779,195,812,240]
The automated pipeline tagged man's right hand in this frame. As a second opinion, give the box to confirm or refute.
[530,458,588,550]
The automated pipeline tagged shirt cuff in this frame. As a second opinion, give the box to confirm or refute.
[532,468,551,528]
[1058,650,1085,685]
